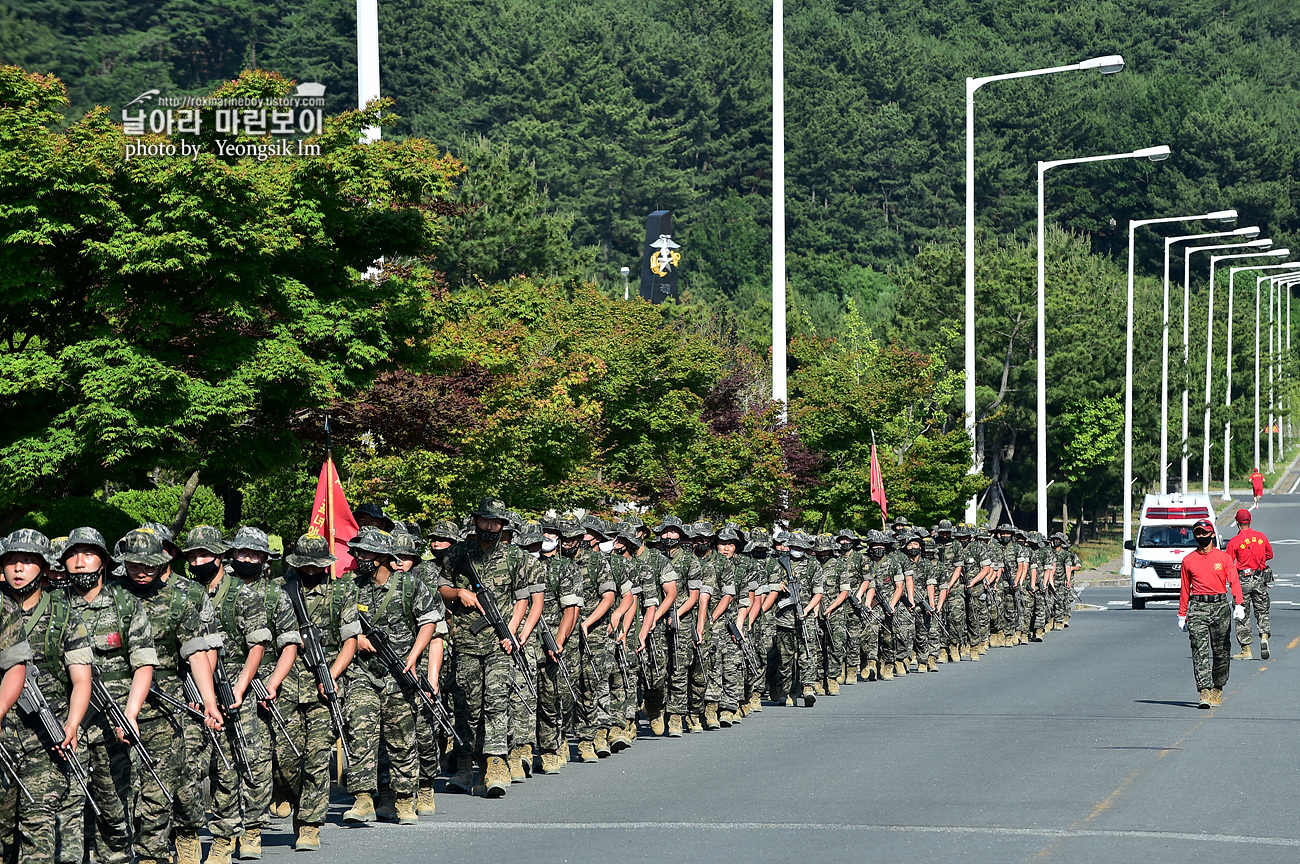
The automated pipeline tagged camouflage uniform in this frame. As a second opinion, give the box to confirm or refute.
[697,527,738,724]
[412,522,458,794]
[939,532,969,660]
[632,535,682,729]
[0,532,47,863]
[866,540,905,673]
[993,535,1019,643]
[768,535,822,705]
[605,526,642,744]
[571,536,614,750]
[1187,597,1232,691]
[346,532,442,814]
[812,536,847,692]
[955,532,991,654]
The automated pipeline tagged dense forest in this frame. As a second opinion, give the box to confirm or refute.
[2,0,1297,530]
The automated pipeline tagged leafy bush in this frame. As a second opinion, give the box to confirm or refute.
[15,497,137,545]
[107,485,225,537]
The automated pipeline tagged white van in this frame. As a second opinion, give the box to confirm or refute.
[1125,493,1217,609]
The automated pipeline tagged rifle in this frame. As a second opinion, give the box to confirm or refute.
[780,558,815,665]
[249,677,301,757]
[726,617,761,678]
[90,666,172,803]
[688,619,704,668]
[536,616,580,709]
[17,663,100,816]
[664,605,681,677]
[613,637,633,688]
[181,673,234,772]
[285,580,351,764]
[461,559,537,706]
[208,656,252,777]
[816,611,832,683]
[0,741,30,804]
[877,585,896,619]
[845,590,882,628]
[356,611,461,746]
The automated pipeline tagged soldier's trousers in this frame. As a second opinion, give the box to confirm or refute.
[687,626,708,714]
[847,608,879,673]
[752,614,772,693]
[644,623,688,716]
[0,718,72,864]
[449,649,511,760]
[708,621,742,711]
[507,641,538,751]
[573,635,611,739]
[768,626,816,702]
[344,678,418,796]
[1054,580,1072,623]
[891,606,914,664]
[56,709,133,864]
[967,587,989,645]
[1030,588,1052,632]
[1235,576,1271,646]
[606,637,636,726]
[535,657,573,754]
[244,704,275,827]
[211,703,271,839]
[273,697,334,826]
[1188,597,1232,691]
[997,579,1019,635]
[912,604,936,662]
[133,706,199,861]
[943,591,967,650]
[814,611,840,686]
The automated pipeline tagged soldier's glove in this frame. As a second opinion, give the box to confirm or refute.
[1178,616,1188,632]
[1233,604,1247,622]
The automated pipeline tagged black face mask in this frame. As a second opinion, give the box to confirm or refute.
[8,578,40,598]
[230,559,262,579]
[751,548,768,559]
[659,536,680,549]
[1195,534,1214,549]
[561,542,580,559]
[694,543,710,557]
[70,567,104,591]
[477,528,501,544]
[354,558,379,578]
[188,560,221,581]
[296,569,327,586]
[906,546,922,559]
[868,547,886,560]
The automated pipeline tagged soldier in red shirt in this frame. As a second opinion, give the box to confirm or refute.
[1226,508,1273,660]
[1250,468,1265,507]
[1178,520,1245,708]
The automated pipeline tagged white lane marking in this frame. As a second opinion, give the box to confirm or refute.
[422,820,1300,848]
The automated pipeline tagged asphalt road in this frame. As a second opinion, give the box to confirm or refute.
[253,497,1300,864]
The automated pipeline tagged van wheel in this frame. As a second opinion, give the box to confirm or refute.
[1131,596,1146,610]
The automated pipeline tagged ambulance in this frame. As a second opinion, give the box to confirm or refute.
[1125,493,1217,609]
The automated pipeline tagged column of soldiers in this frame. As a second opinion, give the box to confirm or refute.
[0,504,1083,861]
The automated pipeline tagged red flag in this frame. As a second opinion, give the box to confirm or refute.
[870,443,888,523]
[308,456,358,578]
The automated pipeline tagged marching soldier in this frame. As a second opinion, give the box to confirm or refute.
[398,524,451,812]
[1227,509,1273,660]
[1178,519,1246,708]
[605,523,643,748]
[636,516,692,736]
[533,514,582,770]
[572,517,615,756]
[812,534,846,693]
[769,531,821,706]
[710,525,743,723]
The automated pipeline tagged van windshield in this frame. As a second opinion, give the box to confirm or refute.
[1138,524,1197,549]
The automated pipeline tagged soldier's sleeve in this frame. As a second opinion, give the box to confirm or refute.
[560,561,584,609]
[618,558,640,597]
[197,592,224,651]
[411,579,442,627]
[596,557,616,596]
[274,592,302,649]
[126,595,160,670]
[237,583,272,647]
[337,582,362,642]
[685,555,704,592]
[0,596,34,671]
[698,560,716,598]
[61,609,95,668]
[514,552,546,601]
[177,597,210,660]
[721,559,736,596]
[810,559,825,596]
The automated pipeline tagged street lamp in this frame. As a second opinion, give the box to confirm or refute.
[620,266,630,301]
[357,0,381,142]
[1035,144,1169,535]
[1223,263,1300,499]
[1120,209,1236,576]
[773,0,786,418]
[964,54,1125,524]
[1158,222,1254,493]
[1256,273,1300,473]
[1178,238,1273,489]
[1203,249,1290,492]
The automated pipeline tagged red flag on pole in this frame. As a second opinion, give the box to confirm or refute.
[308,456,358,578]
[870,441,888,524]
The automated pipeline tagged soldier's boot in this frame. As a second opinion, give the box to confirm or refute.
[375,788,398,822]
[802,687,817,707]
[990,632,1003,647]
[416,784,436,815]
[447,755,475,793]
[688,713,704,733]
[293,825,320,852]
[895,660,908,677]
[204,836,234,864]
[1198,689,1212,708]
[667,714,684,737]
[609,724,629,752]
[577,741,599,763]
[783,695,795,707]
[1208,688,1223,707]
[927,655,938,672]
[827,677,841,695]
[394,794,419,825]
[485,756,510,797]
[936,646,947,663]
[843,660,856,683]
[968,644,980,660]
[980,640,990,654]
[536,751,559,774]
[704,703,721,730]
[1029,630,1043,643]
[860,662,874,681]
[958,644,971,661]
[812,681,826,695]
[836,663,846,684]
[1063,617,1071,628]
[1233,645,1253,660]
[237,828,262,860]
[880,663,894,681]
[508,746,527,782]
[912,659,926,673]
[176,831,203,864]
[719,709,735,727]
[344,792,377,823]
[269,798,292,819]
[471,757,489,796]
[749,693,763,713]
[647,705,666,736]
[1261,635,1271,660]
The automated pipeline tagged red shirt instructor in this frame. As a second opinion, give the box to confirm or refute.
[1178,519,1245,709]
[1226,508,1274,659]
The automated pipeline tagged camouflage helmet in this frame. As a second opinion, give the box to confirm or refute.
[1,528,55,567]
[392,531,424,560]
[922,536,938,554]
[142,522,181,558]
[285,533,337,569]
[954,522,974,538]
[428,520,462,542]
[864,530,888,547]
[47,536,68,573]
[937,519,954,533]
[612,522,642,547]
[555,513,585,540]
[892,516,911,530]
[62,526,110,562]
[182,525,229,555]
[716,524,743,544]
[581,515,609,538]
[116,528,172,567]
[624,514,645,529]
[836,528,859,544]
[1050,531,1067,544]
[503,511,523,534]
[771,529,791,547]
[747,527,772,547]
[653,514,685,535]
[814,533,835,553]
[354,503,395,530]
[472,497,508,521]
[902,531,924,549]
[788,530,816,551]
[229,526,271,555]
[348,527,395,557]
[392,520,423,540]
[688,520,715,539]
[515,521,544,547]
[722,522,747,543]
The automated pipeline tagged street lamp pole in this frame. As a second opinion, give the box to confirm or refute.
[1224,263,1300,499]
[1159,224,1255,493]
[1204,250,1290,492]
[357,0,381,142]
[1256,274,1300,473]
[772,0,786,419]
[1037,144,1170,536]
[964,54,1124,524]
[1122,210,1236,574]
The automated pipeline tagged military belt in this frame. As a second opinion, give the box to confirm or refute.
[99,669,133,682]
[1189,593,1225,602]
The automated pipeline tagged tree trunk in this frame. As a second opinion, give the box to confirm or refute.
[170,470,202,538]
[1061,494,1068,539]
